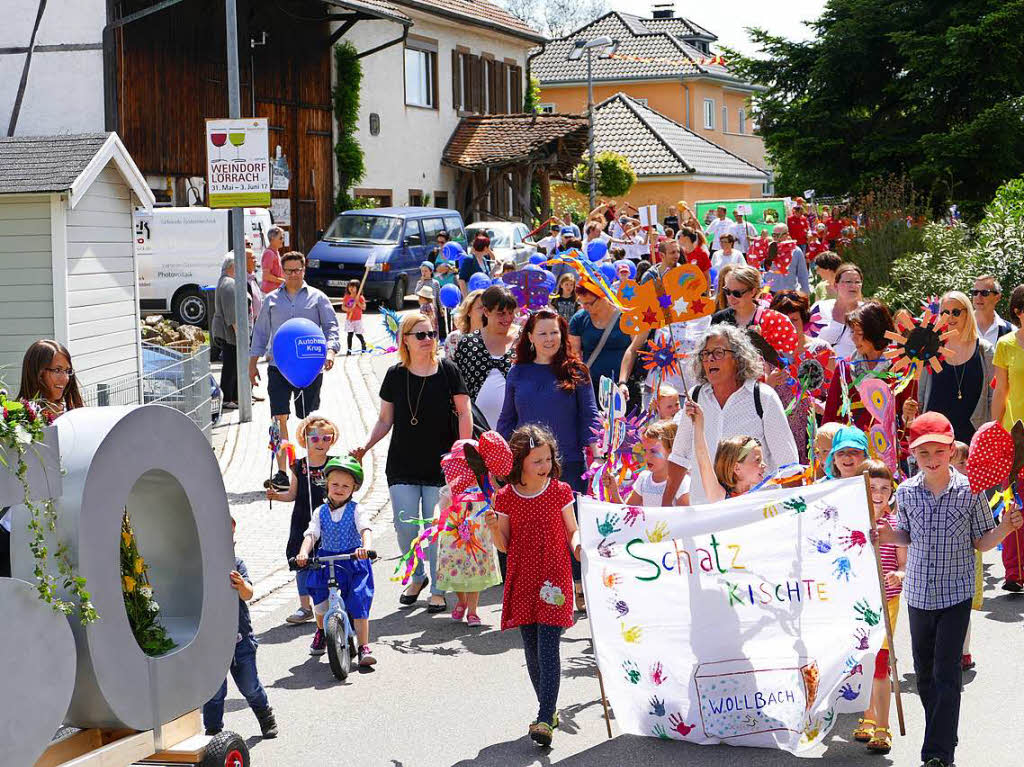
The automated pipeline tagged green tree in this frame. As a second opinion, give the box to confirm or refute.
[523,75,542,113]
[333,41,365,212]
[575,151,636,198]
[727,0,1024,220]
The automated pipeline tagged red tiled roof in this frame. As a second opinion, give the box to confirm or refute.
[391,0,544,42]
[442,113,589,171]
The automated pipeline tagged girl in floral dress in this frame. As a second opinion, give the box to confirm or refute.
[437,437,504,626]
[485,424,580,748]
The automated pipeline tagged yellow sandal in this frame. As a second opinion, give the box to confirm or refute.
[852,718,876,742]
[866,727,892,754]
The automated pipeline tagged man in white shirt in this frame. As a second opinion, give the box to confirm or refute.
[530,224,561,256]
[730,210,758,252]
[972,274,1013,346]
[705,205,735,251]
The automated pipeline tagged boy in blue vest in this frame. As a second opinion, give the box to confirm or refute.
[296,456,375,665]
[203,517,277,739]
[879,412,1022,767]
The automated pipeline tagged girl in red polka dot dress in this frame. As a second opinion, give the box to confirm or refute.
[485,424,580,748]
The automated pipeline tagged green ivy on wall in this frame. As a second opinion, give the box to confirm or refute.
[333,41,365,212]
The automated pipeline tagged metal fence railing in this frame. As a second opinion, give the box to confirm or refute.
[80,342,217,444]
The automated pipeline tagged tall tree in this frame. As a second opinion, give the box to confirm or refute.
[727,0,1024,219]
[502,0,608,38]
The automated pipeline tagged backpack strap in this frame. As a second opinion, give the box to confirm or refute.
[753,382,764,419]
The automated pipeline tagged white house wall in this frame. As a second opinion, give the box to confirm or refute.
[65,162,140,399]
[342,11,529,209]
[0,196,54,382]
[1,0,106,135]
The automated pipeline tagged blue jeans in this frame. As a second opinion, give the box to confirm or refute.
[389,483,442,596]
[202,637,269,731]
[295,568,311,598]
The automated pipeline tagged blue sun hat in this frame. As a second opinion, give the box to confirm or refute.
[825,426,869,479]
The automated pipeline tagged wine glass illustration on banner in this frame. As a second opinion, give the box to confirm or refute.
[210,130,227,163]
[228,128,246,160]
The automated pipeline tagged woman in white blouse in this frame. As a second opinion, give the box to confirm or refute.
[812,262,864,360]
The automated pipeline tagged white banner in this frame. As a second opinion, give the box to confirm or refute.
[580,478,885,752]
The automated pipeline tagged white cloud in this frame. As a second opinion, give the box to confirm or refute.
[608,0,825,57]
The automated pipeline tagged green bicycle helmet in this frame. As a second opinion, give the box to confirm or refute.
[323,456,364,488]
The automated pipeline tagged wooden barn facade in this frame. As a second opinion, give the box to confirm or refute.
[104,0,388,252]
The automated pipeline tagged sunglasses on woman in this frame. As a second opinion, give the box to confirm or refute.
[410,330,438,340]
[940,308,964,317]
[722,287,751,299]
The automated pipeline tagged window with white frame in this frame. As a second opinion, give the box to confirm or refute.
[538,103,555,113]
[506,65,513,112]
[483,59,491,113]
[703,98,715,129]
[457,53,466,110]
[404,44,437,108]
[738,107,746,134]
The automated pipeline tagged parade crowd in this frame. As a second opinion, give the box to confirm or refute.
[10,197,1024,766]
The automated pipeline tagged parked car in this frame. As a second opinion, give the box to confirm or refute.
[305,207,467,310]
[142,343,223,426]
[465,221,536,269]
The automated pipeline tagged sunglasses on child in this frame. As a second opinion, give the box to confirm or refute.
[410,330,438,340]
[307,434,335,444]
[940,308,964,317]
[970,289,998,297]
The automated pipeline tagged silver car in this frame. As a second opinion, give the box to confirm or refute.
[465,221,537,270]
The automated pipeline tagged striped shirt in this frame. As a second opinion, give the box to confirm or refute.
[877,512,902,600]
[894,470,994,610]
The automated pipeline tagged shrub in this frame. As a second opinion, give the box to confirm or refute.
[575,151,636,198]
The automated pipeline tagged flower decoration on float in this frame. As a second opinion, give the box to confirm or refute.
[380,306,401,343]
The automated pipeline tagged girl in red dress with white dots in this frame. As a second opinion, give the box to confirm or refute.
[485,424,580,748]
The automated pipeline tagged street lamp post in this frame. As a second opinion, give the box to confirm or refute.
[569,36,619,212]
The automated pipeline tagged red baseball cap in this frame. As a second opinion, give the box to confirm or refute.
[908,411,955,449]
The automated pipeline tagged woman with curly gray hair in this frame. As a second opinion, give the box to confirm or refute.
[661,324,799,505]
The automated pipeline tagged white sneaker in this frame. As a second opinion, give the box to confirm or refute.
[285,607,314,624]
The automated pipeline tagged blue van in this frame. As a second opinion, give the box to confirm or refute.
[305,207,467,309]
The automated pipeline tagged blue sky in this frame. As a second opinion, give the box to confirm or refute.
[609,0,825,57]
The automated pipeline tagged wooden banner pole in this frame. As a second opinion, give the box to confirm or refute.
[578,547,614,739]
[862,471,906,736]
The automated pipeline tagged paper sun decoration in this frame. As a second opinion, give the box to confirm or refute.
[502,269,555,310]
[883,307,953,373]
[786,345,835,399]
[616,264,711,334]
[380,306,401,343]
[638,337,687,380]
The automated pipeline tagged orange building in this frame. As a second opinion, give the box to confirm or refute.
[530,8,769,209]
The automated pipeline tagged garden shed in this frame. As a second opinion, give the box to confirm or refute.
[0,133,154,402]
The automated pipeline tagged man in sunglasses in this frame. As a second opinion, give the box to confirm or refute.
[972,275,1013,346]
[250,251,340,490]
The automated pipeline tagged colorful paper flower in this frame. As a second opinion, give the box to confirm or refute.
[786,345,836,399]
[883,307,954,373]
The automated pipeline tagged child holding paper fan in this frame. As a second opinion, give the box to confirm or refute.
[603,420,690,507]
[684,399,765,501]
[485,424,580,748]
[266,413,337,626]
[851,459,905,755]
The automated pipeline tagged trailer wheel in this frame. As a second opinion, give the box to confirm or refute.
[172,287,208,327]
[202,731,249,767]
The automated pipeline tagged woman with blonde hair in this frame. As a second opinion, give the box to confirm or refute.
[443,288,485,358]
[353,312,472,613]
[903,289,994,444]
[711,264,763,327]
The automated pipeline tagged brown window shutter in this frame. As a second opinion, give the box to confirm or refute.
[513,65,523,112]
[451,50,460,110]
[497,61,508,114]
[472,55,484,113]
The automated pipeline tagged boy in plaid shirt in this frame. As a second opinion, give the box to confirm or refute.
[879,412,1022,767]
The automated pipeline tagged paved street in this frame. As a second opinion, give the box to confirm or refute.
[212,309,1024,767]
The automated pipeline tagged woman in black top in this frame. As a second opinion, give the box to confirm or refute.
[453,285,518,430]
[353,312,471,612]
[711,264,763,328]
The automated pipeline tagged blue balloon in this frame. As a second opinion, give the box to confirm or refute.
[442,242,465,262]
[271,318,327,389]
[468,272,491,291]
[439,283,461,308]
[525,263,543,271]
[541,269,556,285]
[586,240,608,262]
[600,263,617,283]
[529,253,546,265]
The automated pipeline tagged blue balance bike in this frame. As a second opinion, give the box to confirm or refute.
[291,552,375,680]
